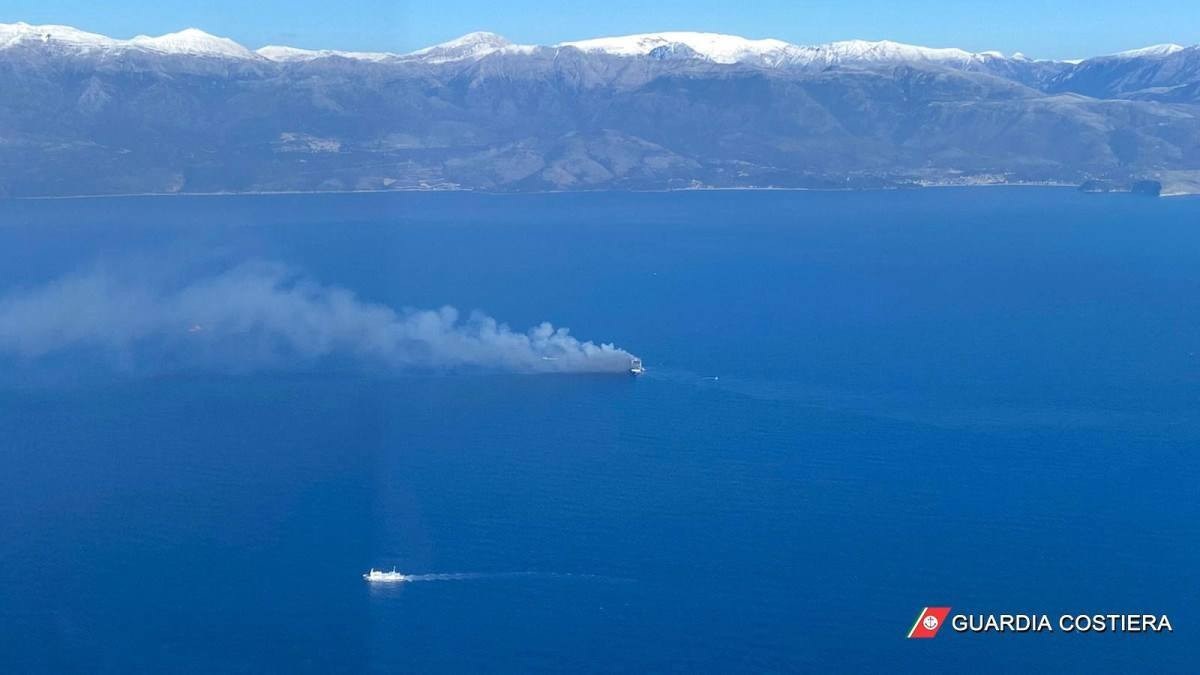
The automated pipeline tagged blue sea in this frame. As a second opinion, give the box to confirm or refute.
[0,188,1197,672]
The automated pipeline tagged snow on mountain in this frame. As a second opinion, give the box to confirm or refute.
[818,39,978,65]
[401,31,535,64]
[557,32,1024,68]
[398,31,1195,69]
[560,32,797,65]
[257,45,395,62]
[560,32,968,66]
[0,22,119,52]
[1110,43,1186,59]
[0,22,1193,72]
[0,22,258,60]
[127,28,257,59]
[1,24,1197,196]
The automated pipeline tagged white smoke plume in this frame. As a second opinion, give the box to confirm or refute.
[0,262,636,374]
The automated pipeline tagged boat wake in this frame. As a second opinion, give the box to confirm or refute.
[365,570,617,584]
[399,572,498,582]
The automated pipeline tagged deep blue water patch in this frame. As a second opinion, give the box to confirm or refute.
[0,189,1197,672]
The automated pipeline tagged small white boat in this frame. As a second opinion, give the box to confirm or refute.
[364,568,409,583]
[629,357,645,375]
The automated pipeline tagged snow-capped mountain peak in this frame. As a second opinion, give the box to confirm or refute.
[0,22,259,60]
[559,32,795,65]
[0,22,118,51]
[1,22,1194,72]
[432,31,511,49]
[402,31,534,63]
[555,32,1002,68]
[1110,43,1185,59]
[397,30,1195,69]
[127,28,257,59]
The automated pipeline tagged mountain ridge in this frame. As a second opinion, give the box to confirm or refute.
[0,22,1198,197]
[3,21,1193,65]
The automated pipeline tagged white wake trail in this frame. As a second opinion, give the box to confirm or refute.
[399,572,500,582]
[373,571,620,583]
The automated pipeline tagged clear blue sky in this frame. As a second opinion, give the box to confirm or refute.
[4,0,1198,60]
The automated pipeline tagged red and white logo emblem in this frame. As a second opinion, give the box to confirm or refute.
[908,607,952,638]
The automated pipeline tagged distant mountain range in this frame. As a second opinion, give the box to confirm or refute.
[1,23,1198,197]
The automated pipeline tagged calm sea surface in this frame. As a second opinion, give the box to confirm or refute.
[0,189,1197,672]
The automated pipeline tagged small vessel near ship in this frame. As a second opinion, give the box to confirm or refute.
[363,568,409,583]
[629,357,645,375]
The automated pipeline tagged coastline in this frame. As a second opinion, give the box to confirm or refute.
[7,181,1195,202]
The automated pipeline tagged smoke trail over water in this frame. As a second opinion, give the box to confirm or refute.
[0,262,636,374]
